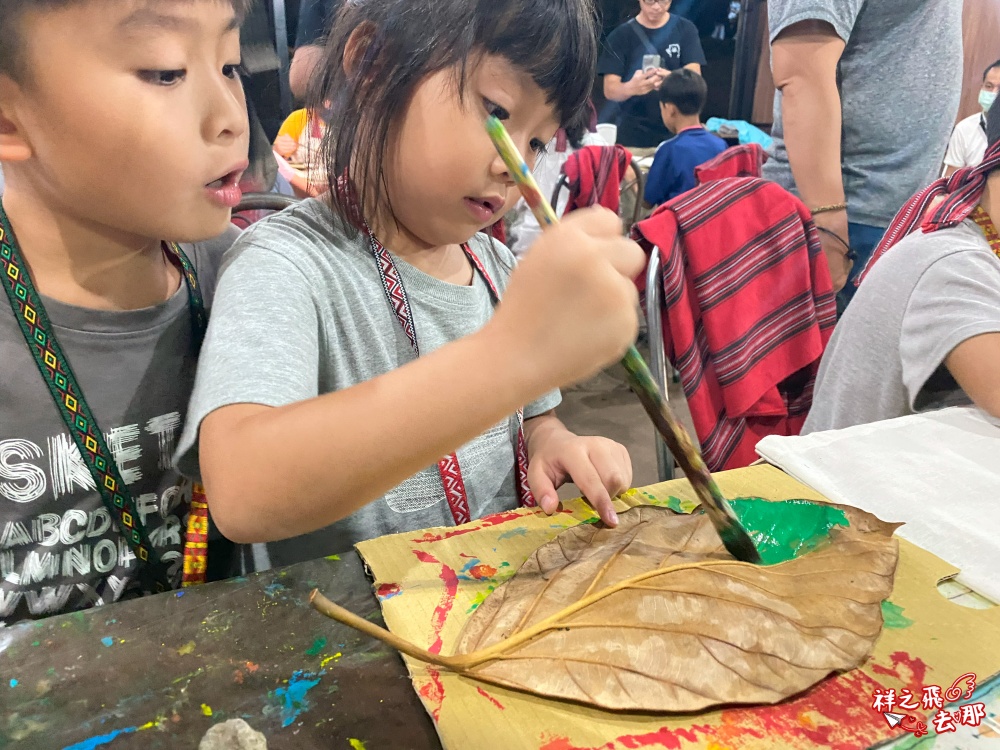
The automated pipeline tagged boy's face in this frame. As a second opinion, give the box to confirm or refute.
[0,0,249,243]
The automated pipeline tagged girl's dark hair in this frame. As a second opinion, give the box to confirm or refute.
[312,0,599,230]
[989,95,1000,148]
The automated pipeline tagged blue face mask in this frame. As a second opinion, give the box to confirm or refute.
[979,89,997,112]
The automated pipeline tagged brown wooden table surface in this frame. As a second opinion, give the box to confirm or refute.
[2,553,440,749]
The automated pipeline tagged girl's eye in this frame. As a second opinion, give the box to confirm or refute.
[139,69,186,86]
[530,139,548,156]
[223,63,246,80]
[483,98,510,121]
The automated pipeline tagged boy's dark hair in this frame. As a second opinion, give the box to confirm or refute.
[313,0,599,230]
[0,0,252,82]
[657,68,708,116]
[988,95,1000,147]
[983,59,1000,81]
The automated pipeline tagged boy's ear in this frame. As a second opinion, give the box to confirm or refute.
[0,76,33,162]
[343,22,377,79]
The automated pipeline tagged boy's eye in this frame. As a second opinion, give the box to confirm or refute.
[139,69,186,86]
[483,98,510,121]
[223,63,246,80]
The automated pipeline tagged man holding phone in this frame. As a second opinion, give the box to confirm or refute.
[599,0,706,148]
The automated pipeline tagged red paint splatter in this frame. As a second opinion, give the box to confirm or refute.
[870,650,928,690]
[376,582,401,599]
[537,652,930,750]
[476,686,505,710]
[244,661,259,673]
[233,670,244,685]
[411,509,531,543]
[468,564,498,580]
[418,667,446,723]
[538,726,711,750]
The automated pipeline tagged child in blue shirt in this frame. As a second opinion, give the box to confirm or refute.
[644,69,727,205]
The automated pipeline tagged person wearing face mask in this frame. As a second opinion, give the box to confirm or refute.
[942,60,1000,178]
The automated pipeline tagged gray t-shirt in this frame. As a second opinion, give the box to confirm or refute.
[804,220,1000,433]
[175,199,560,571]
[0,227,238,626]
[762,0,962,228]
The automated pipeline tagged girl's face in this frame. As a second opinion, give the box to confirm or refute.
[380,55,560,253]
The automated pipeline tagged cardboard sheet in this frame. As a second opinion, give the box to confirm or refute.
[355,465,1000,750]
[756,407,1000,602]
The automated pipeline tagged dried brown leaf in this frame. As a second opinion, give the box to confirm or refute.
[311,503,899,713]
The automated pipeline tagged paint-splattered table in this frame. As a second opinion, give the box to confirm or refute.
[2,552,440,749]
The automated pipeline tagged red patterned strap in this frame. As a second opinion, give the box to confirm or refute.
[182,483,210,586]
[368,233,535,522]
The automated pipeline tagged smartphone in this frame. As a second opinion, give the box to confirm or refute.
[642,54,661,73]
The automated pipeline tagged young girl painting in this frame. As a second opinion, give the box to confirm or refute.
[175,0,645,571]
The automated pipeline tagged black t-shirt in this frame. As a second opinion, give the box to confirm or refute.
[597,15,706,148]
[295,0,343,47]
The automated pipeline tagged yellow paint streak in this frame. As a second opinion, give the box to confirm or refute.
[177,641,196,655]
[201,704,213,717]
[348,740,367,750]
[320,652,343,668]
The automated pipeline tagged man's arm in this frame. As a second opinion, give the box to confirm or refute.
[604,72,657,103]
[946,333,1000,418]
[771,20,850,289]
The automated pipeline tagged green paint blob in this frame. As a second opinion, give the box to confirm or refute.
[306,637,328,656]
[729,498,849,566]
[881,600,914,629]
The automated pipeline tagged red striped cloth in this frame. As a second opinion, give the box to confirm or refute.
[694,143,768,183]
[858,139,1000,284]
[563,145,632,215]
[633,177,837,471]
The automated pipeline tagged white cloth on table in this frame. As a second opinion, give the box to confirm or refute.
[756,406,1000,602]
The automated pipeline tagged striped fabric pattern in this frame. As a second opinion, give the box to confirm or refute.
[634,177,836,471]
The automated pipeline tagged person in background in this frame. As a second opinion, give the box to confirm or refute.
[942,60,1000,178]
[289,0,343,100]
[644,69,726,205]
[598,0,705,149]
[763,0,963,311]
[507,122,607,257]
[804,98,1000,434]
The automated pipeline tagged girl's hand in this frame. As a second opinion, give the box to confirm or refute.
[485,207,645,393]
[274,134,298,158]
[526,416,632,527]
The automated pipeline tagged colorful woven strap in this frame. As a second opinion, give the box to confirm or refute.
[182,483,210,586]
[0,203,205,593]
[367,232,535,523]
[970,205,1000,260]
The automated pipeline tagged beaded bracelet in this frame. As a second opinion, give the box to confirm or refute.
[811,202,848,215]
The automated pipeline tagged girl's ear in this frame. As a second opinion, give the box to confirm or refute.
[0,76,33,162]
[343,22,378,79]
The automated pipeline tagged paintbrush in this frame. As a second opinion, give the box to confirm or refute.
[486,116,760,564]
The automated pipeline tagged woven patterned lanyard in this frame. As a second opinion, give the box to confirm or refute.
[368,233,535,524]
[0,204,205,593]
[970,205,1000,260]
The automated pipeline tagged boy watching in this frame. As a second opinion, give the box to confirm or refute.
[643,69,726,205]
[0,0,248,625]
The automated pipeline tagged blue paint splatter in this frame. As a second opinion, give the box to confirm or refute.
[263,582,287,599]
[63,726,139,749]
[9,678,17,688]
[459,558,481,574]
[100,637,114,648]
[272,670,322,727]
[175,591,185,598]
[497,527,528,540]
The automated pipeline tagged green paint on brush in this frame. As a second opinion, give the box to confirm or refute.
[729,498,849,565]
[881,600,914,629]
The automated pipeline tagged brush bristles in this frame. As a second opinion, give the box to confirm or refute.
[720,525,762,564]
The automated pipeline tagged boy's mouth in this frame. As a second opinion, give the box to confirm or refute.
[205,160,249,209]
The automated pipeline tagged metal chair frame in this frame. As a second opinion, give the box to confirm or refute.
[644,248,676,482]
[550,155,646,232]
